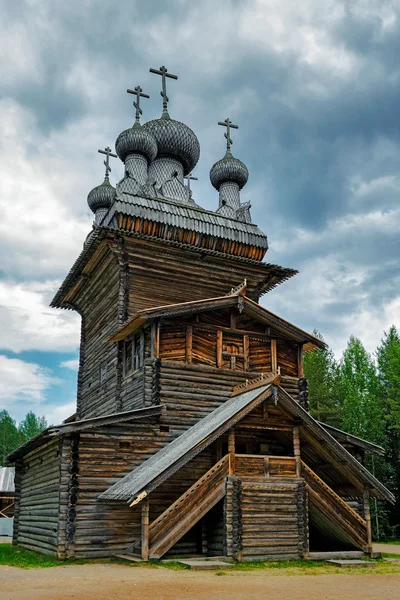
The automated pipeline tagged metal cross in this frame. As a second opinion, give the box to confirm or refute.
[98,146,117,179]
[184,172,198,191]
[218,118,239,153]
[149,65,178,114]
[127,85,150,123]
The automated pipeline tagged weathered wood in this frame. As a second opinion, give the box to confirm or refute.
[141,497,149,561]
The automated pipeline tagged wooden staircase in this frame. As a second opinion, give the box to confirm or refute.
[147,455,229,560]
[302,461,367,550]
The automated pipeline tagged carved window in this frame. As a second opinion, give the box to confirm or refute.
[123,333,143,376]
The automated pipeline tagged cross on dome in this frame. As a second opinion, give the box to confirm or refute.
[184,172,198,191]
[127,86,150,124]
[149,65,178,117]
[98,147,117,180]
[218,118,239,153]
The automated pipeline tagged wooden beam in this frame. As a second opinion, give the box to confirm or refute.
[271,339,277,372]
[364,489,372,552]
[243,334,249,371]
[151,321,160,359]
[141,497,150,561]
[228,428,235,475]
[216,330,223,368]
[230,309,237,329]
[186,325,193,364]
[293,425,301,477]
[298,344,304,378]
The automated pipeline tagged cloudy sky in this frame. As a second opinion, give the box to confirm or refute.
[1,0,399,424]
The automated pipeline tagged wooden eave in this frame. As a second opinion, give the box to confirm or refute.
[319,423,385,456]
[51,224,298,309]
[7,406,165,461]
[107,294,326,350]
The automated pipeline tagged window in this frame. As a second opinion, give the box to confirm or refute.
[100,361,108,385]
[123,333,143,375]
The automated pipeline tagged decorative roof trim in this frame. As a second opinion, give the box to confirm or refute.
[107,294,326,349]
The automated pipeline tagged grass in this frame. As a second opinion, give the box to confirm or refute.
[2,543,400,575]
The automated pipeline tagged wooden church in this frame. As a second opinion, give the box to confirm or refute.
[9,66,394,561]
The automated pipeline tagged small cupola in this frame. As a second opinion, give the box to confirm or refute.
[115,85,157,195]
[210,118,251,222]
[87,146,117,224]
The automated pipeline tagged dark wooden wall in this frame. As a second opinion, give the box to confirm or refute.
[75,252,120,419]
[15,439,61,556]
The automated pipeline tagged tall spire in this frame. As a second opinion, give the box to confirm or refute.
[127,85,150,125]
[149,65,178,118]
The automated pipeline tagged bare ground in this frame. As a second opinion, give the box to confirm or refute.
[1,564,400,600]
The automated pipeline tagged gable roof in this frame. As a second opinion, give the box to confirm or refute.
[99,382,394,505]
[107,293,326,350]
[99,380,277,503]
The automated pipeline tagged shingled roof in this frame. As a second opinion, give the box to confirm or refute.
[99,383,394,505]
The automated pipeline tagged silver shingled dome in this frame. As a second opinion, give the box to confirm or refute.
[115,122,158,163]
[143,115,200,175]
[87,178,115,213]
[209,151,249,190]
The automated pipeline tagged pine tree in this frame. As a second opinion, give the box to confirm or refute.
[304,331,341,426]
[0,410,19,466]
[18,411,48,445]
[377,326,400,538]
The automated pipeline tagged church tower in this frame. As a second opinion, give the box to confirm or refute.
[9,65,392,563]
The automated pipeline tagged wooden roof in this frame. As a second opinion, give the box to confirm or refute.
[99,382,394,505]
[7,406,165,462]
[107,293,326,350]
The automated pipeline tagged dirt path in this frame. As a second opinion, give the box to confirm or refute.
[1,564,400,600]
[374,543,400,555]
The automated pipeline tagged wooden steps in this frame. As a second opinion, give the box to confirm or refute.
[148,455,229,560]
[302,462,367,550]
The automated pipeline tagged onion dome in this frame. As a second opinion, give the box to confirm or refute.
[143,115,200,175]
[115,122,157,164]
[210,150,249,191]
[87,177,115,214]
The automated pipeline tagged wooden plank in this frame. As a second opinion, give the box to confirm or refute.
[141,498,149,561]
[271,339,277,372]
[185,325,193,364]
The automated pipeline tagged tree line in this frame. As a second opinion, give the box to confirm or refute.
[0,411,48,466]
[304,325,400,539]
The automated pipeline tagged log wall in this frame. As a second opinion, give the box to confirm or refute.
[226,477,307,561]
[15,439,61,556]
[76,252,120,419]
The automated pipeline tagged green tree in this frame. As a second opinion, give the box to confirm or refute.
[376,326,400,537]
[0,410,19,466]
[338,336,383,443]
[18,411,48,445]
[304,331,341,426]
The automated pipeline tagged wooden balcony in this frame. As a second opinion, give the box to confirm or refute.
[235,454,300,479]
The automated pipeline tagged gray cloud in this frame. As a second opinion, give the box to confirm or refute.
[0,0,399,364]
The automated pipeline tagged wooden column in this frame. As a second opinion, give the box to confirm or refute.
[151,321,160,359]
[141,497,150,561]
[228,428,235,475]
[186,325,193,364]
[364,489,373,553]
[216,330,223,368]
[271,339,277,372]
[293,425,301,478]
[230,309,237,329]
[243,335,249,371]
[298,344,304,378]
